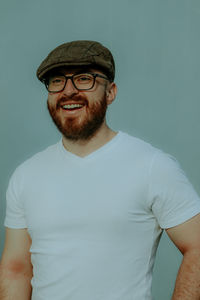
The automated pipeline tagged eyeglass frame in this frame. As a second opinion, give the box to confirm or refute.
[43,72,109,93]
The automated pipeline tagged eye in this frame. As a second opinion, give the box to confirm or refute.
[75,74,93,83]
[49,76,65,85]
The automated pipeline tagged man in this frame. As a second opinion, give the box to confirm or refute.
[0,40,200,300]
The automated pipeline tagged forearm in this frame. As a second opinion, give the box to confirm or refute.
[172,249,200,299]
[0,264,32,300]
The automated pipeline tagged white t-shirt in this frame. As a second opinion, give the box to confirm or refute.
[4,132,200,300]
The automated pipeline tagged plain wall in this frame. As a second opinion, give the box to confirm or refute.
[0,0,200,299]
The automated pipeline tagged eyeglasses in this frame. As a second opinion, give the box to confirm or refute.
[44,72,109,93]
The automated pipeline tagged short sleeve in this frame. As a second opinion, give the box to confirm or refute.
[148,151,200,229]
[4,167,27,229]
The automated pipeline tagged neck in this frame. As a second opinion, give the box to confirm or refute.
[62,122,117,157]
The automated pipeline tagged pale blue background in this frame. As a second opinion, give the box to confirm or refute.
[0,0,200,299]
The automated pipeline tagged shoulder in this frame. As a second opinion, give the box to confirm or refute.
[119,131,156,150]
[10,140,61,181]
[118,131,160,160]
[117,132,187,178]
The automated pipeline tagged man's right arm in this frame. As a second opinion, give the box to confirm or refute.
[0,228,33,300]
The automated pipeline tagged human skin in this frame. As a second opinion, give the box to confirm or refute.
[1,67,200,299]
[0,67,118,299]
[0,228,32,300]
[166,213,200,299]
[47,67,118,157]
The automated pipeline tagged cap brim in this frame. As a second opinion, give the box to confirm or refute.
[37,61,96,81]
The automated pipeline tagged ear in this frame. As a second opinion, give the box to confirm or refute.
[106,82,117,105]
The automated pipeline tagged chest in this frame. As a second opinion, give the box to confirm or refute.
[23,160,153,241]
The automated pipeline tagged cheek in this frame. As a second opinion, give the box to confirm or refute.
[47,95,57,107]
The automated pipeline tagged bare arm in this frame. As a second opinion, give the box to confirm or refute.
[166,213,200,300]
[0,228,33,300]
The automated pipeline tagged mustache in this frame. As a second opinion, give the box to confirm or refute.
[56,95,88,108]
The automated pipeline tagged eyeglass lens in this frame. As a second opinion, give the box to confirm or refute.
[47,73,95,92]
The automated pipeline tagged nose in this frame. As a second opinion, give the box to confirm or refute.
[63,78,78,96]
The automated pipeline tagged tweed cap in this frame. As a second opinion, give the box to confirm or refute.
[36,40,115,82]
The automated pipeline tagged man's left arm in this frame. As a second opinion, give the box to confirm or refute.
[166,213,200,299]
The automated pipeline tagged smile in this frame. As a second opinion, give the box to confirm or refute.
[61,104,84,110]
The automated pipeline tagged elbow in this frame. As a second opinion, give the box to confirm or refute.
[0,259,33,280]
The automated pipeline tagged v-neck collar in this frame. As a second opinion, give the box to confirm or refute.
[58,131,122,162]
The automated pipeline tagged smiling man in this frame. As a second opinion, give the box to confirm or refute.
[1,40,200,300]
[46,66,116,149]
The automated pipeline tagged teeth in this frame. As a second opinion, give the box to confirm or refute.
[62,104,83,109]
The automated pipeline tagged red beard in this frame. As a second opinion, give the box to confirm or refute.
[47,92,108,141]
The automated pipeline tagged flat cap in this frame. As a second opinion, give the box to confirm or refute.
[36,40,115,82]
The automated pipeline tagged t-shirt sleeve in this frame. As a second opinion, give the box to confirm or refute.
[148,151,200,229]
[4,167,27,229]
